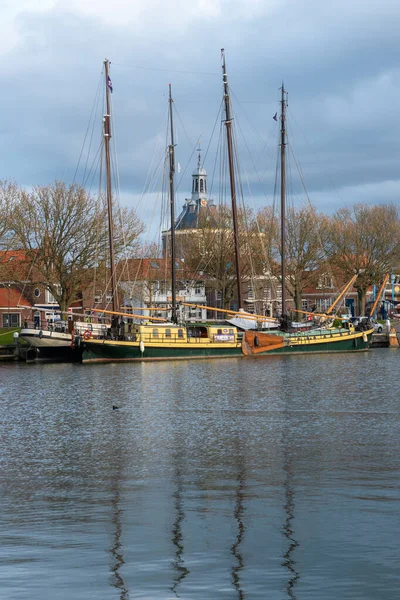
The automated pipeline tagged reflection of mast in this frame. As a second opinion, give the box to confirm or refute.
[282,454,299,599]
[110,487,129,599]
[170,465,189,596]
[231,475,245,599]
[109,415,128,599]
[231,437,246,599]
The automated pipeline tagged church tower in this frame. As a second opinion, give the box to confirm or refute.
[174,147,215,230]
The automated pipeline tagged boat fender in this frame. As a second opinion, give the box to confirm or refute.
[139,340,145,353]
[83,330,92,340]
[363,333,368,343]
[39,330,43,339]
[254,335,259,347]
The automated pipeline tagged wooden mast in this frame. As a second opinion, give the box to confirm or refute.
[221,49,243,310]
[370,273,389,318]
[325,273,358,315]
[280,83,287,316]
[168,84,177,323]
[103,59,118,312]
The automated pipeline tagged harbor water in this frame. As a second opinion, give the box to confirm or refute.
[1,349,400,599]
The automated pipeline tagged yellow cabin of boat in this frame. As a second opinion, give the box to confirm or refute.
[122,322,238,345]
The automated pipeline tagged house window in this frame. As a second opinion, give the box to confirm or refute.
[34,288,40,298]
[2,313,20,327]
[45,288,59,304]
[317,275,334,289]
[316,298,333,312]
[302,299,309,311]
[200,179,204,193]
[264,287,271,300]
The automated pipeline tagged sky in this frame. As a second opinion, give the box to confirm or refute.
[2,0,400,242]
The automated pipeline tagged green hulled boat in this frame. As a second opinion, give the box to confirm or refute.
[80,321,373,363]
[79,58,374,366]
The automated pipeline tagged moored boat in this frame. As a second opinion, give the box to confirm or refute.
[81,319,371,363]
[80,54,373,364]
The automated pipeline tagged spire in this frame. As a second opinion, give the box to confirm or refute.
[197,139,202,171]
[191,143,207,201]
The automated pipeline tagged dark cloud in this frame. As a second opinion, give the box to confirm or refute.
[1,0,400,231]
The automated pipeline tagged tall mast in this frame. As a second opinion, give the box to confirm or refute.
[169,84,177,323]
[103,58,118,313]
[221,49,243,310]
[280,83,287,315]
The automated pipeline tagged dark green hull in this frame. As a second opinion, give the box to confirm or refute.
[82,341,242,363]
[82,330,372,363]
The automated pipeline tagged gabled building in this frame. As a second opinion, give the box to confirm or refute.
[116,257,208,322]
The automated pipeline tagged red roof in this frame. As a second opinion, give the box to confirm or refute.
[0,249,31,263]
[0,287,31,308]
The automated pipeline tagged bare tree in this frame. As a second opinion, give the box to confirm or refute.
[328,203,400,313]
[6,181,144,314]
[178,205,257,310]
[0,180,19,253]
[275,205,330,311]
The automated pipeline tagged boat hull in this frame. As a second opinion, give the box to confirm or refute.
[82,329,373,364]
[82,339,243,363]
[242,328,373,356]
[20,328,72,348]
[20,328,81,362]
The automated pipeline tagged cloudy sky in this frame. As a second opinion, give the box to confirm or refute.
[2,0,400,240]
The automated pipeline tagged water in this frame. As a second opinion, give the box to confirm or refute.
[1,350,400,599]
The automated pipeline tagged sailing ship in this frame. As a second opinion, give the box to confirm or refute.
[19,59,116,362]
[80,53,373,364]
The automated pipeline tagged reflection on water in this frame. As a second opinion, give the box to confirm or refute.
[1,352,400,599]
[108,412,129,599]
[231,441,246,599]
[110,486,128,599]
[170,465,189,597]
[282,453,299,599]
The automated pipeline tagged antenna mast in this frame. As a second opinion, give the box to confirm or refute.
[104,59,118,312]
[221,49,243,310]
[169,84,177,323]
[280,83,287,315]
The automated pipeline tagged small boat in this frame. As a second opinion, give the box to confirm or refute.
[19,315,107,362]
